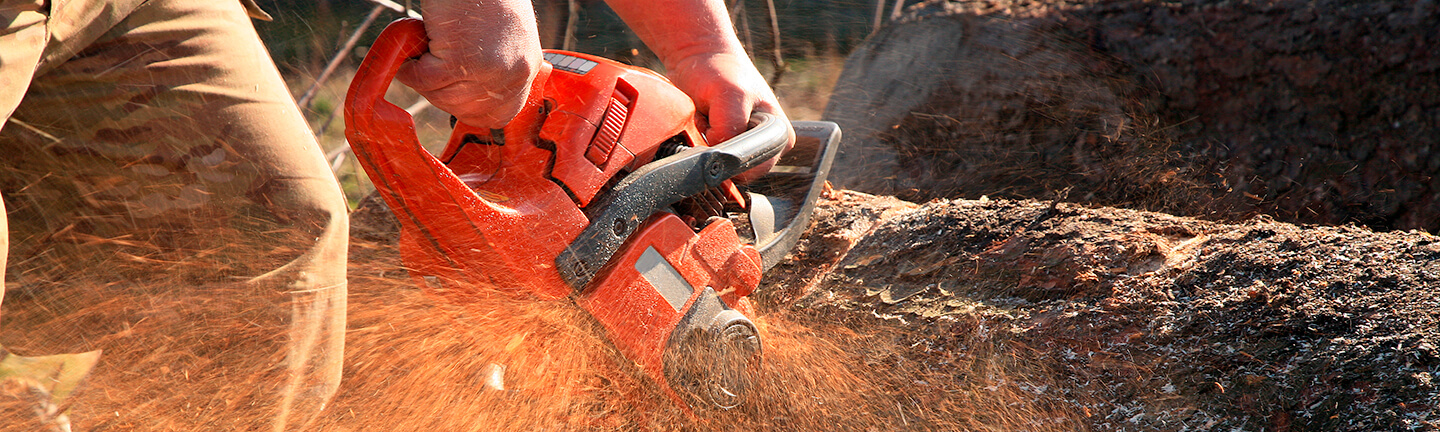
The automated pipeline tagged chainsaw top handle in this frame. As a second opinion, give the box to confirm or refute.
[346,18,551,141]
[345,18,426,122]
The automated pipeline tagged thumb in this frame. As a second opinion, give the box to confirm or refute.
[396,55,454,93]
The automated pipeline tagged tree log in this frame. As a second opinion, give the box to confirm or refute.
[825,0,1440,232]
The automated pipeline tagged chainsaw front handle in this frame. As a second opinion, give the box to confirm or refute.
[557,111,791,290]
[704,111,792,180]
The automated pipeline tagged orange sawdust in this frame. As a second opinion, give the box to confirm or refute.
[2,237,1085,431]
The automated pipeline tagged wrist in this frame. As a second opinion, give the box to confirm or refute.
[662,38,749,73]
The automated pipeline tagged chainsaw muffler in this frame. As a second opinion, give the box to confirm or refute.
[664,289,761,409]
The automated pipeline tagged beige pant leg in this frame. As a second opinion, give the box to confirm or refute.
[0,0,46,123]
[0,0,347,430]
[0,0,49,306]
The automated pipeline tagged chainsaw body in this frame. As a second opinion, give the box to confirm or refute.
[345,18,838,410]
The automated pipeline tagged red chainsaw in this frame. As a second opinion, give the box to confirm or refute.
[345,18,838,410]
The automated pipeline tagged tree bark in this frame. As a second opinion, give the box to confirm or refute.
[824,0,1440,232]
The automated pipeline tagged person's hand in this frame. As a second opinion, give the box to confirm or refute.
[666,52,795,182]
[396,0,542,128]
[596,0,792,180]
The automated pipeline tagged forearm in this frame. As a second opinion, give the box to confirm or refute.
[604,0,746,68]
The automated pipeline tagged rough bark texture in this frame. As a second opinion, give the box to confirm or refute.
[824,0,1440,232]
[764,191,1440,431]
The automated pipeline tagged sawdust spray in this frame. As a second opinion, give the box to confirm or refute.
[2,237,1086,431]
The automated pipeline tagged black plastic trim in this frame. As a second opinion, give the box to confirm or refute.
[557,112,790,291]
[746,121,841,270]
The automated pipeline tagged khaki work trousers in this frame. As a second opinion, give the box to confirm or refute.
[0,0,347,430]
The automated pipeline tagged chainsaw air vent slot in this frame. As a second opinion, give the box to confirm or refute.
[442,133,499,165]
[464,132,500,146]
[656,134,693,159]
[585,91,632,166]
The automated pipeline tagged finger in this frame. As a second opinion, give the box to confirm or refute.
[754,100,797,153]
[398,54,535,129]
[418,80,529,129]
[702,93,753,145]
[732,100,794,183]
[396,55,457,93]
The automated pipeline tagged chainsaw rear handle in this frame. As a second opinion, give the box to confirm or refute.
[558,111,790,291]
[346,18,426,132]
[346,18,577,301]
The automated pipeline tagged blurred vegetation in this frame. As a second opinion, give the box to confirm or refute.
[252,0,887,70]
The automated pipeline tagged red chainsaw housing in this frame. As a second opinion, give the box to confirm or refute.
[345,18,761,408]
